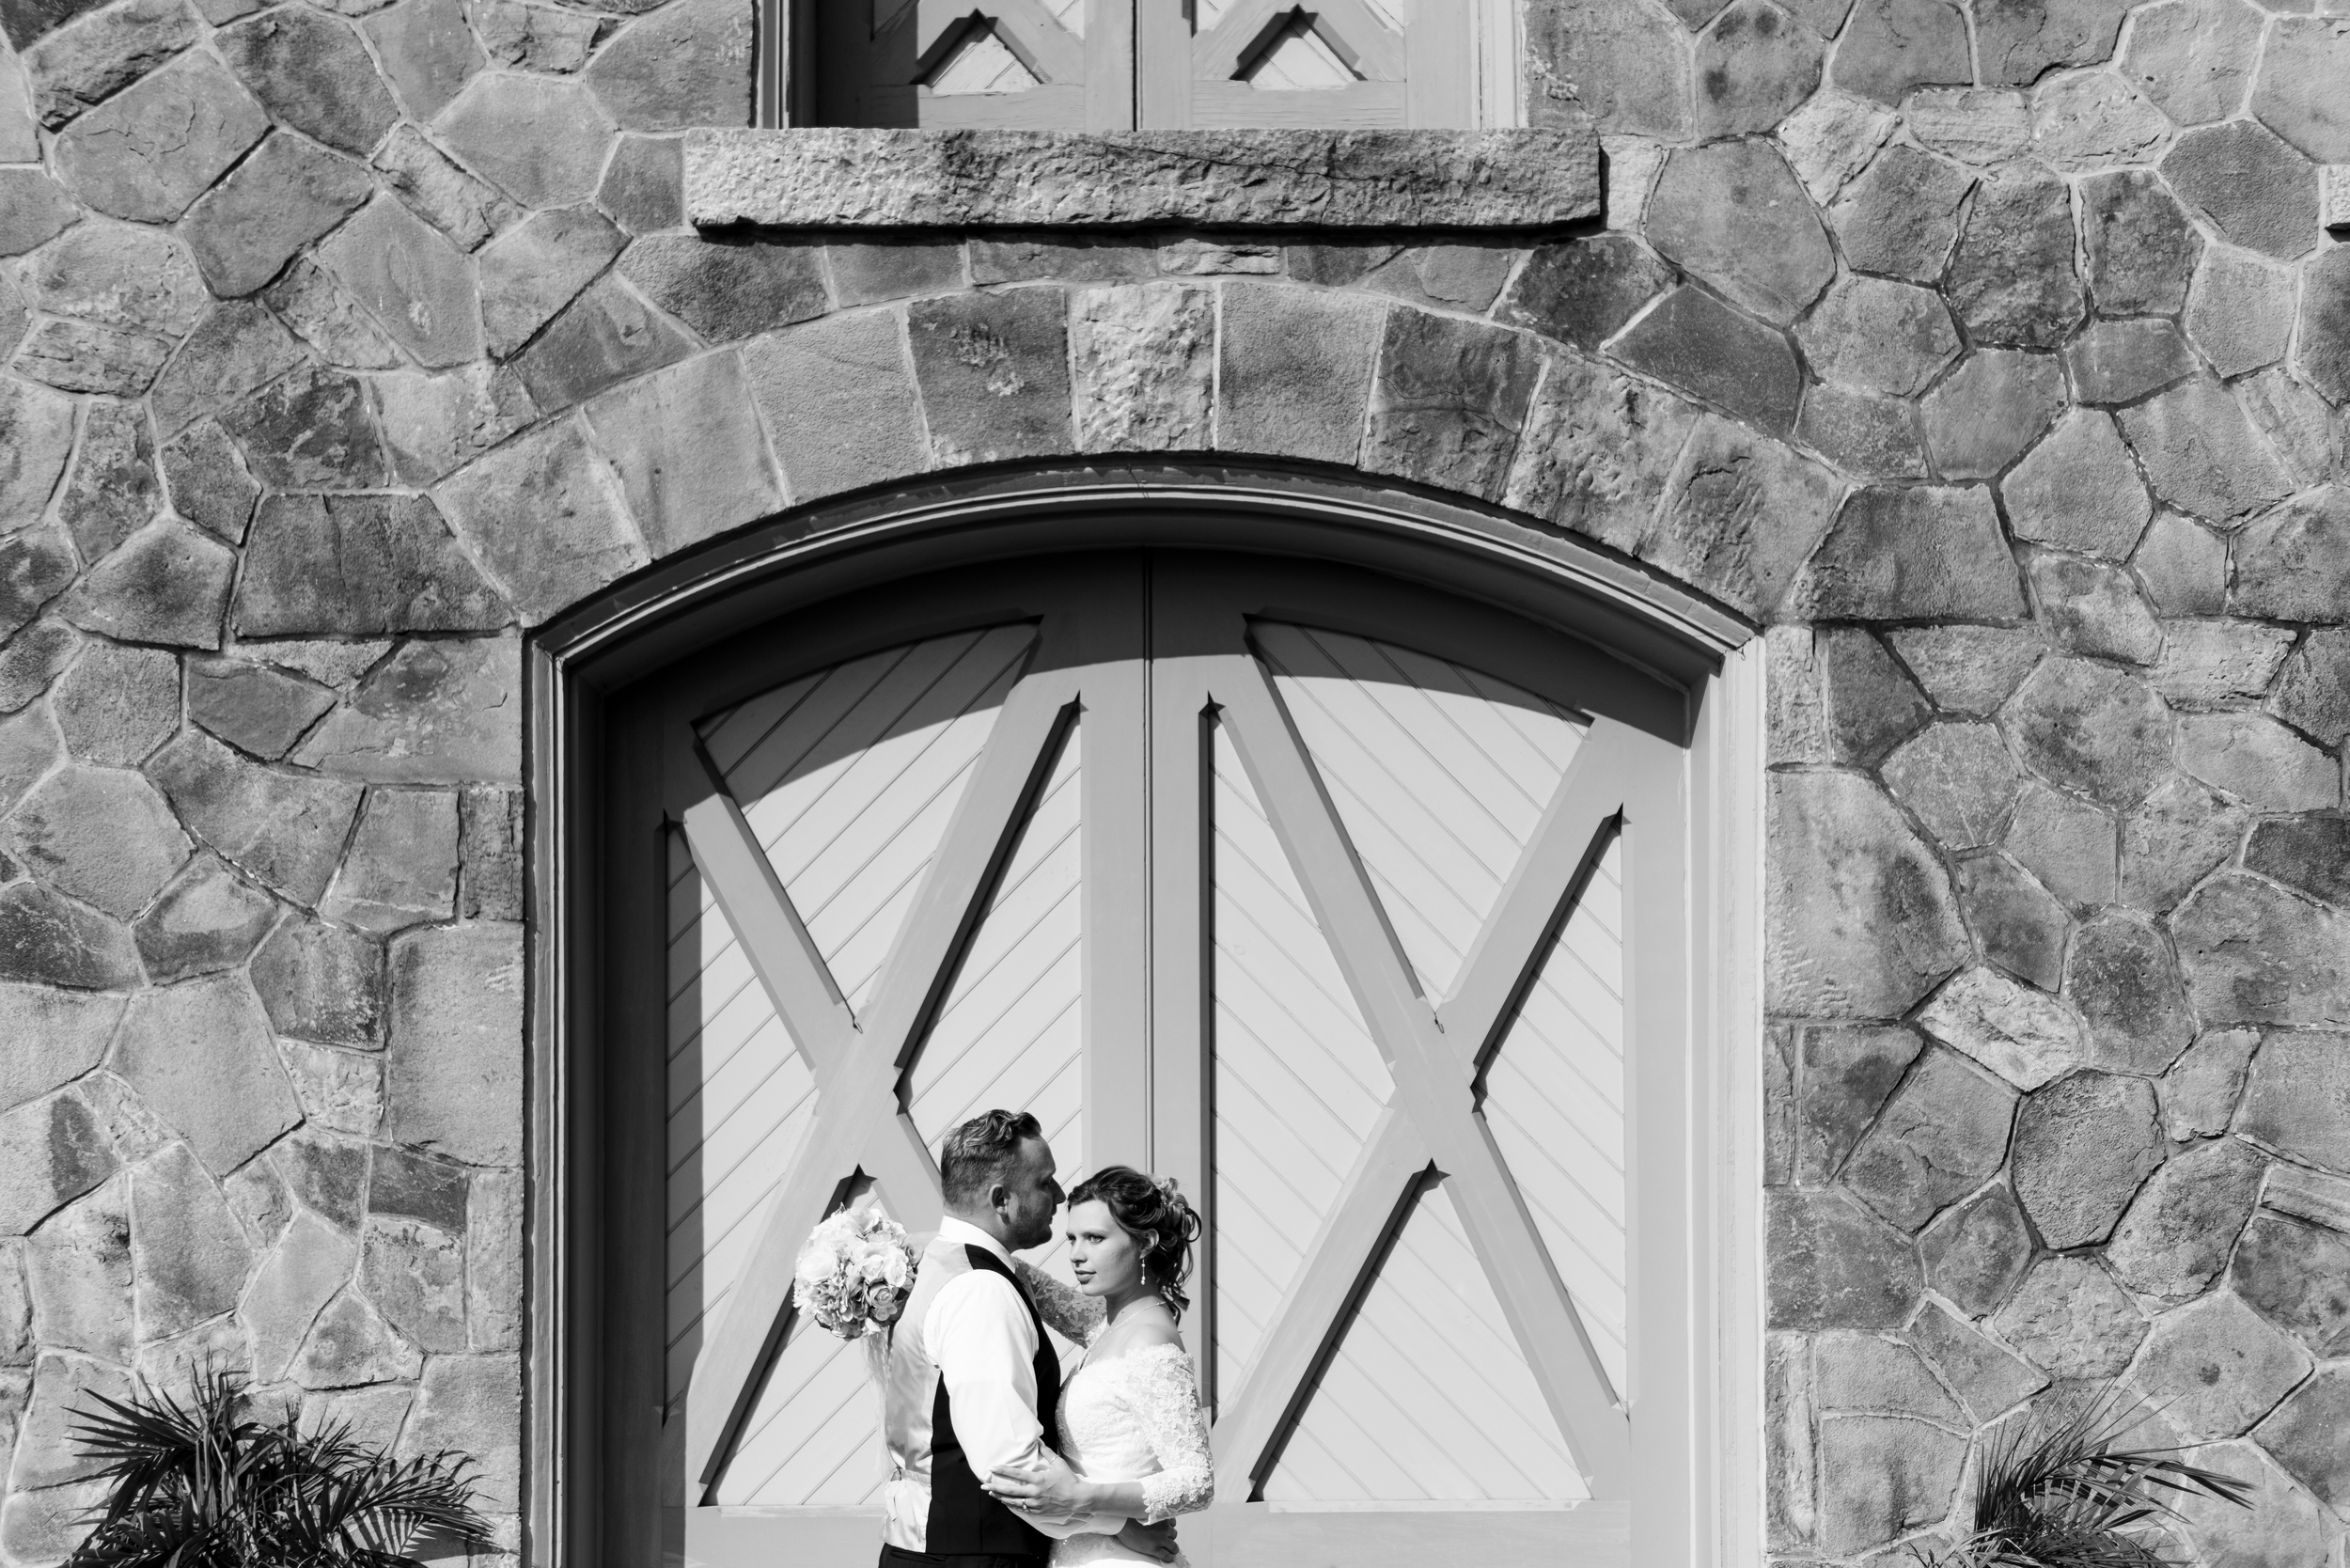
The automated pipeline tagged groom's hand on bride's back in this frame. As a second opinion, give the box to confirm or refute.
[1113,1520,1178,1563]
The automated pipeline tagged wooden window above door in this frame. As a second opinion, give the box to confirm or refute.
[781,0,1519,132]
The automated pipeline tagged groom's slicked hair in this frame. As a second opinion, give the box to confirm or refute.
[940,1108,1044,1207]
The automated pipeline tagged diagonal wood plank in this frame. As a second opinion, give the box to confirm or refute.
[1208,1106,1430,1499]
[1438,720,1637,1056]
[1212,652,1632,1495]
[989,0,1088,81]
[1192,0,1289,77]
[1308,0,1405,80]
[685,674,1078,1486]
[680,788,857,1079]
[678,784,941,1239]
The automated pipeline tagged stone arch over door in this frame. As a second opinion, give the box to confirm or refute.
[528,463,1768,1568]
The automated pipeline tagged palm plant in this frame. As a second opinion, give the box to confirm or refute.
[1911,1385,2254,1568]
[63,1364,494,1568]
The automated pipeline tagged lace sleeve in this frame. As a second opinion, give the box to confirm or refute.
[1012,1259,1106,1346]
[1122,1345,1214,1524]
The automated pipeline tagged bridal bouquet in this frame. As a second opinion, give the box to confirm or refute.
[794,1208,917,1341]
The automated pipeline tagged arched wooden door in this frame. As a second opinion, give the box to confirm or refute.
[599,551,1696,1568]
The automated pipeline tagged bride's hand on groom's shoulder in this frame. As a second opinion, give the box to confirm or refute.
[983,1450,1089,1526]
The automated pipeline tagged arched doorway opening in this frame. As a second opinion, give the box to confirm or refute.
[531,468,1765,1568]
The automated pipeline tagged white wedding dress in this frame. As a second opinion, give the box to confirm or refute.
[1018,1265,1214,1568]
[1051,1340,1215,1567]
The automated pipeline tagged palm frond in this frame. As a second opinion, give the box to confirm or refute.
[1912,1382,2251,1568]
[61,1363,495,1568]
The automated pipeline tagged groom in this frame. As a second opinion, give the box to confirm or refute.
[879,1108,1174,1568]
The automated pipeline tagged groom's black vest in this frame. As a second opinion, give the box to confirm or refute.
[927,1246,1063,1560]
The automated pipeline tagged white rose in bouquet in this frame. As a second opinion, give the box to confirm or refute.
[794,1208,919,1341]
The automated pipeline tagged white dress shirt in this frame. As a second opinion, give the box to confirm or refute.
[925,1217,1122,1540]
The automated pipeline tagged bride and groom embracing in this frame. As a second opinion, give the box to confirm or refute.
[876,1108,1213,1568]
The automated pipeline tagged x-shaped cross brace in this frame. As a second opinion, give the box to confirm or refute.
[1167,648,1660,1502]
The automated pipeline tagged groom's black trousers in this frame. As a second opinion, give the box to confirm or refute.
[880,1546,1041,1568]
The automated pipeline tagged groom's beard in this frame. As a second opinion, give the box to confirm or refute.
[1010,1205,1057,1251]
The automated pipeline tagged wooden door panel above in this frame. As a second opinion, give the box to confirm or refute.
[798,0,1478,127]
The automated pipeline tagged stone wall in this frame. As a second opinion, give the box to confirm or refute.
[1531,0,2350,1560]
[0,0,2346,1562]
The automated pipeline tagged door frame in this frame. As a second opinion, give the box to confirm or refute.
[525,460,1766,1568]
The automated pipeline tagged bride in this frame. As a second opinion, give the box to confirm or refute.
[986,1167,1214,1565]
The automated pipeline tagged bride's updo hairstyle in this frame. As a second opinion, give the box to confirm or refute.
[1067,1166,1201,1316]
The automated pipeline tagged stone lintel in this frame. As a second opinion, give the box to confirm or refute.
[684,126,1600,231]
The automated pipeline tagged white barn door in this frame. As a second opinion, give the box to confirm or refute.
[635,553,1693,1568]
